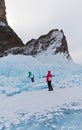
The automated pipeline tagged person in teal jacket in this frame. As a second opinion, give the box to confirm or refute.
[28,71,34,82]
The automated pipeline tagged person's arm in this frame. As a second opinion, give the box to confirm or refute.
[46,75,48,82]
[52,75,55,77]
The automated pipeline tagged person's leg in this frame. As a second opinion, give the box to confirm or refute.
[50,86,53,91]
[31,77,34,82]
[49,81,53,91]
[48,81,52,91]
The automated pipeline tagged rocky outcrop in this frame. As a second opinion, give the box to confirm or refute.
[0,22,24,57]
[0,0,7,24]
[5,29,71,59]
[0,0,24,57]
[0,0,70,59]
[25,29,71,58]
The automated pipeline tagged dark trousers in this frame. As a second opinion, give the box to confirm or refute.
[31,77,34,82]
[48,81,53,91]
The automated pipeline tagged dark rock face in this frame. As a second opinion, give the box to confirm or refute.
[0,0,71,59]
[4,29,71,59]
[0,0,24,57]
[0,0,7,24]
[0,22,24,57]
[25,29,71,58]
[55,32,70,58]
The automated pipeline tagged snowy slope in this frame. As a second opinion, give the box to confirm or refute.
[0,54,82,129]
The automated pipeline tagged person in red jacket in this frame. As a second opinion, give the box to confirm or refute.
[46,70,53,91]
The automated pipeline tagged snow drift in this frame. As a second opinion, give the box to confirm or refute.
[0,54,82,129]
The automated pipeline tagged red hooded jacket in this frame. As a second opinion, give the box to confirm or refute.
[46,71,52,82]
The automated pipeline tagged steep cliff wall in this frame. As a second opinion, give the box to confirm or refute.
[0,0,7,24]
[0,0,24,57]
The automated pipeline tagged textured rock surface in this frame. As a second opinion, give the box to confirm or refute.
[0,0,24,57]
[0,23,24,56]
[5,29,71,59]
[0,1,71,59]
[25,29,70,58]
[0,0,7,24]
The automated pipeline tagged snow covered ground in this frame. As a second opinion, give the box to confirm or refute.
[0,54,82,130]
